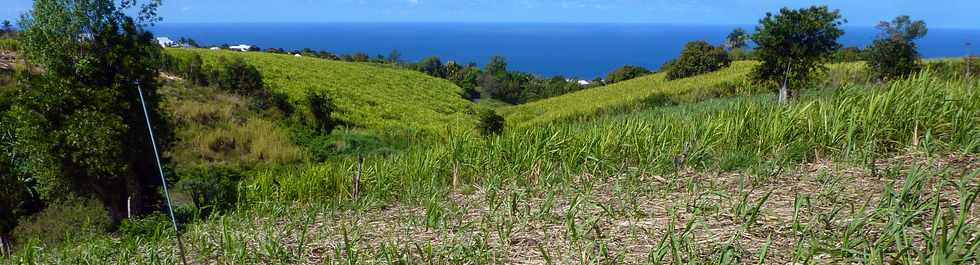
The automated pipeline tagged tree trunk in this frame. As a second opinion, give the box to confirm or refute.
[779,59,794,104]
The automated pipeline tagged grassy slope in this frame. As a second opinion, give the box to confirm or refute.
[165,49,477,134]
[10,71,979,263]
[499,61,758,126]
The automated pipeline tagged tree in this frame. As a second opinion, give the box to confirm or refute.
[1,20,13,35]
[751,6,844,103]
[210,57,264,96]
[417,56,445,78]
[605,65,652,84]
[725,28,749,50]
[388,49,401,64]
[485,56,508,77]
[866,16,928,80]
[9,0,168,224]
[307,91,339,134]
[666,41,731,80]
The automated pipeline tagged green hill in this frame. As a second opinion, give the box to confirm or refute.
[165,49,477,134]
[498,61,759,126]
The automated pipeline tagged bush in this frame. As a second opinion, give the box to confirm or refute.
[210,57,264,95]
[605,65,652,84]
[176,167,242,216]
[11,196,111,247]
[117,212,172,239]
[477,110,505,136]
[867,39,920,80]
[666,41,731,80]
[308,91,339,134]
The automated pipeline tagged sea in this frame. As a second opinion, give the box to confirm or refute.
[151,23,980,79]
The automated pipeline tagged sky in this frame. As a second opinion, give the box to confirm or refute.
[2,0,979,29]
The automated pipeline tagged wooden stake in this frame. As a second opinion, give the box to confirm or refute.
[353,155,363,199]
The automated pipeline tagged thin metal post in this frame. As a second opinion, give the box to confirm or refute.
[137,84,189,265]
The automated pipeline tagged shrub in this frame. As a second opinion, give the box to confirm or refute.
[477,110,505,136]
[11,196,110,247]
[308,91,339,134]
[605,65,652,84]
[210,57,264,96]
[176,167,243,216]
[117,212,172,239]
[666,41,731,80]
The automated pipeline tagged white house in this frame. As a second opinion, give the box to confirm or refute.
[156,37,175,47]
[577,80,591,86]
[229,44,252,52]
[209,47,221,50]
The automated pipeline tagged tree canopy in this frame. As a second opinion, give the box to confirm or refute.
[867,16,928,80]
[666,41,731,80]
[3,0,168,229]
[725,28,749,50]
[750,6,844,103]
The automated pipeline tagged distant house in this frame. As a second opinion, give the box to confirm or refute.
[577,80,591,86]
[156,37,175,47]
[229,44,252,52]
[209,47,221,50]
[294,53,302,57]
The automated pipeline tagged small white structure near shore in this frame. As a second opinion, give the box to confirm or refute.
[209,47,221,50]
[156,37,175,47]
[229,44,252,52]
[577,80,591,86]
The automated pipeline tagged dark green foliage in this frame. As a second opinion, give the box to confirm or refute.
[176,167,242,216]
[210,57,264,96]
[308,91,339,134]
[867,16,928,80]
[161,53,208,86]
[605,65,652,84]
[659,59,677,73]
[832,46,867,62]
[666,41,731,80]
[477,110,505,136]
[10,0,170,224]
[750,6,844,99]
[728,48,755,61]
[11,197,110,247]
[417,56,445,78]
[867,39,920,80]
[1,20,13,36]
[725,28,749,50]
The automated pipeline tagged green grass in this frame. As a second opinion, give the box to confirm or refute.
[6,58,980,263]
[498,61,760,126]
[165,49,478,134]
[159,82,305,172]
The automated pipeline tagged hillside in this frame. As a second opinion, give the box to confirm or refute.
[165,49,478,134]
[498,61,759,126]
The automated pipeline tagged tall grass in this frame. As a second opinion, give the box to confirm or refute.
[246,70,979,204]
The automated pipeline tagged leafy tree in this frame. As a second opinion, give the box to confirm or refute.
[605,65,652,84]
[7,0,168,224]
[866,16,928,80]
[725,28,749,50]
[1,20,13,36]
[350,52,370,62]
[750,6,844,103]
[308,91,339,134]
[666,41,731,80]
[485,56,508,77]
[388,49,401,64]
[417,56,445,78]
[210,57,264,96]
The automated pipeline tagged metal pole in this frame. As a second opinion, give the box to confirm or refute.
[137,83,189,265]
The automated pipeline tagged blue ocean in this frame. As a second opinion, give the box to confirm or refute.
[151,23,980,78]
